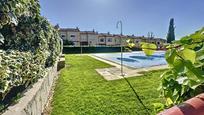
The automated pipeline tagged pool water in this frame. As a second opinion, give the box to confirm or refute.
[93,51,167,68]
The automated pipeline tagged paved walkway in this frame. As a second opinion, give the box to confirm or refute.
[90,55,168,81]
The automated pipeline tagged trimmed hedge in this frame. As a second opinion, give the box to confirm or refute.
[0,0,61,111]
[63,47,142,54]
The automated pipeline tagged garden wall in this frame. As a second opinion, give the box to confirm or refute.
[3,61,58,115]
[159,93,204,115]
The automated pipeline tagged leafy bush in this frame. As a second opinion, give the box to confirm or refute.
[0,0,40,28]
[0,0,61,105]
[160,28,204,105]
[0,50,46,99]
[127,28,204,108]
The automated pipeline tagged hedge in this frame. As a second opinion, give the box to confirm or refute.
[63,46,142,54]
[0,0,61,111]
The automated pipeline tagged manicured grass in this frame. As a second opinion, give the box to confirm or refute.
[51,55,164,115]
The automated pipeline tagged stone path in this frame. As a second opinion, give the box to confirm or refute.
[90,55,168,81]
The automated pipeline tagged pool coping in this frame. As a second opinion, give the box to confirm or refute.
[90,51,167,70]
[89,54,169,81]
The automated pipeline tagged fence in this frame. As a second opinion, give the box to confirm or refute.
[63,46,141,54]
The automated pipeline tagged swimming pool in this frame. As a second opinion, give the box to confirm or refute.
[93,51,167,68]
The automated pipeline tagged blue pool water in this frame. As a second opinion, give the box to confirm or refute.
[93,51,167,68]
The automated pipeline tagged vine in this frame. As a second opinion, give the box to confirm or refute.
[127,27,204,109]
[160,28,204,105]
[0,0,61,110]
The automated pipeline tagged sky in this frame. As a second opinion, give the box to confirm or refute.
[40,0,204,39]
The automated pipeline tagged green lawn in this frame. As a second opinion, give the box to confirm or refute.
[51,55,164,115]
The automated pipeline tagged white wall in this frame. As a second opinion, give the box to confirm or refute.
[80,34,88,42]
[88,34,98,46]
[98,36,106,46]
[106,37,115,46]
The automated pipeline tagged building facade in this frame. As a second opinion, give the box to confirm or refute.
[59,27,167,49]
[80,31,99,47]
[60,28,80,46]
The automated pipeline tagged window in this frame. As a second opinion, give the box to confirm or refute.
[100,38,104,42]
[136,41,139,43]
[157,42,160,44]
[107,38,112,42]
[61,35,66,39]
[70,35,75,37]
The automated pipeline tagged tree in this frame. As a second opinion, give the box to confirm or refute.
[167,18,175,43]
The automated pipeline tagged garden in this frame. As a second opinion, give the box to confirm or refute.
[0,0,204,115]
[51,27,204,114]
[51,55,165,115]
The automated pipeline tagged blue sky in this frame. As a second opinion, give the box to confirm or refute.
[40,0,204,39]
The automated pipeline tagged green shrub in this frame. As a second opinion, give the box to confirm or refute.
[160,28,204,105]
[0,50,45,99]
[127,27,204,109]
[0,0,61,104]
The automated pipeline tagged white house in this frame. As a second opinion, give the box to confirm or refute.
[60,28,80,46]
[80,31,98,46]
[59,27,167,49]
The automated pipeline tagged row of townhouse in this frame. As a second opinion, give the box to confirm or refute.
[59,27,167,48]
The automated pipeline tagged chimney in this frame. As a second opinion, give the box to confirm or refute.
[76,27,79,30]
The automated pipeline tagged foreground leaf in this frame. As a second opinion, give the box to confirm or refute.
[141,43,157,56]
